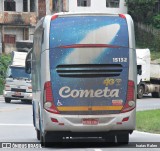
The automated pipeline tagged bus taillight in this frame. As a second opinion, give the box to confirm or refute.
[44,81,60,114]
[121,80,136,113]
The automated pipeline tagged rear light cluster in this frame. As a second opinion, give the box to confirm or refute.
[119,14,126,19]
[5,85,10,90]
[121,80,136,113]
[44,81,60,114]
[117,116,129,125]
[28,86,32,90]
[51,14,58,20]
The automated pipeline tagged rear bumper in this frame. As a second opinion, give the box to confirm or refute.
[44,130,133,140]
[41,109,136,132]
[3,90,32,100]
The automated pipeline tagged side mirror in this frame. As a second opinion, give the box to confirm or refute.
[137,65,142,75]
[25,48,32,74]
[138,69,142,75]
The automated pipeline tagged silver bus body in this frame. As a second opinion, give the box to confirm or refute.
[31,12,137,145]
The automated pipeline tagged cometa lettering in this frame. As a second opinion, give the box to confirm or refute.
[59,86,119,98]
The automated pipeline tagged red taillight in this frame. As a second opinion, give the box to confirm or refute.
[119,14,126,19]
[51,14,58,20]
[44,81,60,114]
[44,81,53,101]
[28,86,32,90]
[51,118,59,123]
[127,80,135,101]
[122,117,129,122]
[121,80,136,113]
[5,85,10,88]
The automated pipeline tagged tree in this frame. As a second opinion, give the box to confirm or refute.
[0,54,11,94]
[126,0,157,24]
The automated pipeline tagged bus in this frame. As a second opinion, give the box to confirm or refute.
[25,12,137,146]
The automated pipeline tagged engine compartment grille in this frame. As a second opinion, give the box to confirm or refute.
[56,64,123,78]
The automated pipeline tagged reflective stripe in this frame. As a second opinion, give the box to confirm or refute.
[57,106,123,111]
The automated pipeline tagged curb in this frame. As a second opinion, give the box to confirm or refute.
[134,130,160,136]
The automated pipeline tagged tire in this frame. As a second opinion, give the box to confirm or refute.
[137,85,144,99]
[33,107,36,127]
[42,132,62,147]
[5,98,11,103]
[39,116,44,146]
[152,91,160,98]
[36,129,40,140]
[40,130,44,146]
[21,99,32,104]
[43,132,52,147]
[104,135,115,143]
[116,133,129,144]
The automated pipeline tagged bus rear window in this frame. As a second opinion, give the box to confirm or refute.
[49,15,129,49]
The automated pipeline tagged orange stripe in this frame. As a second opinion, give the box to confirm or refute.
[57,106,123,111]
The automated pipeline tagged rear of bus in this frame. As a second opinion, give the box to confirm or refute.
[42,13,136,143]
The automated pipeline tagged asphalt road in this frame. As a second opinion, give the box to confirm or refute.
[0,95,160,150]
[137,94,160,111]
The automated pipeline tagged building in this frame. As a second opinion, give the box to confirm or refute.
[46,0,128,15]
[0,0,46,53]
[0,0,128,53]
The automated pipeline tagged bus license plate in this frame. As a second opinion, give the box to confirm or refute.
[82,119,99,125]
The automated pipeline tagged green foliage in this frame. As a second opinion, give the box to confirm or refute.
[135,24,154,48]
[127,0,160,55]
[153,14,160,28]
[136,110,160,134]
[135,24,160,58]
[0,54,11,94]
[151,51,160,61]
[126,0,157,25]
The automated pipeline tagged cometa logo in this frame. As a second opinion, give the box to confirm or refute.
[59,86,119,98]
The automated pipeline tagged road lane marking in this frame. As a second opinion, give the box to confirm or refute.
[94,149,102,151]
[0,106,31,112]
[0,124,33,126]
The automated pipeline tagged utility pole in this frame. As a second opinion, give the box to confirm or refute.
[1,0,4,53]
[1,26,4,53]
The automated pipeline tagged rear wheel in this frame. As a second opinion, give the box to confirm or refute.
[40,130,44,146]
[5,98,11,103]
[137,85,144,99]
[43,132,52,147]
[36,129,40,140]
[104,135,115,143]
[116,133,129,144]
[42,132,63,147]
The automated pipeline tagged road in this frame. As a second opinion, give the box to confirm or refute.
[137,94,160,111]
[0,95,160,150]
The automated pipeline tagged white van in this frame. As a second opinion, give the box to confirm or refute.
[26,12,137,146]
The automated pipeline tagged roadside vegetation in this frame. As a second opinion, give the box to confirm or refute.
[136,110,160,134]
[151,51,160,61]
[0,54,11,94]
[127,0,160,28]
[129,0,160,123]
[127,0,160,59]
